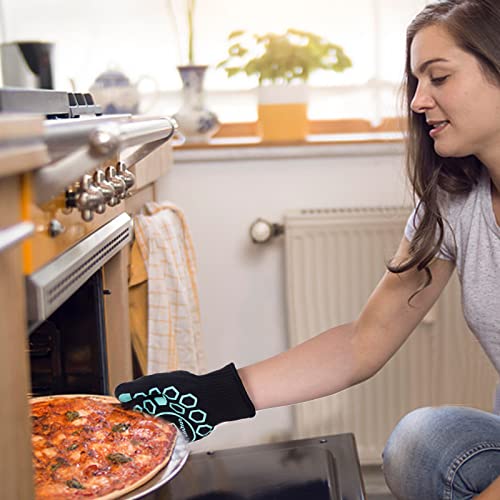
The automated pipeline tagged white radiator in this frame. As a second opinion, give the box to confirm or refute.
[284,207,498,464]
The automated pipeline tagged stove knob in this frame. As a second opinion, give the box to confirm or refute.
[81,209,94,222]
[76,174,105,221]
[93,169,115,208]
[105,165,127,205]
[95,203,106,215]
[116,162,135,195]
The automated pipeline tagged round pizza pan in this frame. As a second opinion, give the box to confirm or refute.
[121,431,189,499]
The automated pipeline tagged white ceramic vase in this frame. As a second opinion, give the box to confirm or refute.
[173,65,220,143]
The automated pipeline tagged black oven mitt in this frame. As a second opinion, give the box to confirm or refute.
[114,363,255,442]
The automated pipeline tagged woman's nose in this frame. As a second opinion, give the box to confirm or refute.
[410,85,435,113]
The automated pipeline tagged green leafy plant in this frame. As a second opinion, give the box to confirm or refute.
[217,28,352,85]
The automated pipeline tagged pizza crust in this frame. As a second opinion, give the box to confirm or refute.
[30,394,178,500]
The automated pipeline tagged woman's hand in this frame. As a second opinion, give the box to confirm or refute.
[115,363,255,442]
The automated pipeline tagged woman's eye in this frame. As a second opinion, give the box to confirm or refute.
[431,75,449,85]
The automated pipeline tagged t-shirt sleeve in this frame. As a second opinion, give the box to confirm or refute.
[404,204,455,261]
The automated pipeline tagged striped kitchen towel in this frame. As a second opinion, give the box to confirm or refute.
[133,201,204,374]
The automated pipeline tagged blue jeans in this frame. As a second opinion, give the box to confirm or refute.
[382,407,500,500]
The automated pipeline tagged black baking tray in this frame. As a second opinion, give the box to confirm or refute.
[144,433,366,500]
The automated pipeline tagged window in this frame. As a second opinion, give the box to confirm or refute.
[0,0,427,124]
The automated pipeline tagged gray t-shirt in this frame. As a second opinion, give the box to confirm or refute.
[404,167,500,376]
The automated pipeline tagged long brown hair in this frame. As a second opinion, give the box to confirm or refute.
[388,0,500,294]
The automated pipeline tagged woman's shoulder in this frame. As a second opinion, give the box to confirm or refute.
[438,171,485,220]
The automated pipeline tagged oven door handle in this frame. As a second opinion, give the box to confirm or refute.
[33,116,177,205]
[0,221,35,253]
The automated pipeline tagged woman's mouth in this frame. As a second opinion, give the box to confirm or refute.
[429,120,449,138]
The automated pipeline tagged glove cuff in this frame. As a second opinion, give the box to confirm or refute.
[202,363,256,424]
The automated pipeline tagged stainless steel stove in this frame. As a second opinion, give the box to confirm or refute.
[0,87,102,118]
[0,86,177,392]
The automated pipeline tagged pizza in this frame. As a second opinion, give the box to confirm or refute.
[30,395,177,499]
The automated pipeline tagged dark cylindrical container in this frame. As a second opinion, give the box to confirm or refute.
[1,41,54,89]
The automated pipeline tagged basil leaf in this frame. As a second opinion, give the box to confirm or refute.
[107,452,132,464]
[111,422,130,433]
[65,411,80,422]
[66,479,85,489]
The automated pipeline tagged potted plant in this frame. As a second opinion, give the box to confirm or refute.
[217,29,352,142]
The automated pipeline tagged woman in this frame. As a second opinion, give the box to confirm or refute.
[116,1,500,498]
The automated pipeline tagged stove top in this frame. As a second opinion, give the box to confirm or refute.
[0,87,102,118]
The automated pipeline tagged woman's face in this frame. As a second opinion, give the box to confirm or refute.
[410,24,500,162]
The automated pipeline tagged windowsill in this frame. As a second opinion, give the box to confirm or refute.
[173,132,405,163]
[173,117,405,149]
[175,131,403,149]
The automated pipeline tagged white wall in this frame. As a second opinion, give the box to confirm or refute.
[155,140,409,452]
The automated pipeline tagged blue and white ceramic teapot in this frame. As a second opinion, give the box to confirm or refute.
[89,68,157,115]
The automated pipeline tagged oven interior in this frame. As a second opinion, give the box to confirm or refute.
[29,270,109,397]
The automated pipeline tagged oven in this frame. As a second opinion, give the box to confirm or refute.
[0,88,177,498]
[157,434,366,500]
[26,212,132,397]
[18,89,176,393]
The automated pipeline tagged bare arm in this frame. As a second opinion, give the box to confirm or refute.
[239,237,455,410]
[476,475,500,499]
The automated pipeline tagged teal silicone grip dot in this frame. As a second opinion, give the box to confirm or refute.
[118,393,132,403]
